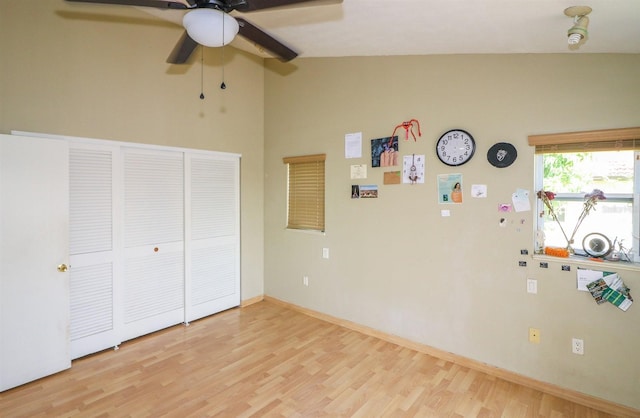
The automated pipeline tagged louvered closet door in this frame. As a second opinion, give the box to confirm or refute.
[185,153,240,322]
[122,148,185,341]
[69,145,119,359]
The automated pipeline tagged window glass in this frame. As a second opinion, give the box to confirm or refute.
[540,150,634,255]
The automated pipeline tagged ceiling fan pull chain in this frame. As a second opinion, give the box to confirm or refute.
[220,49,226,90]
[199,46,205,100]
[220,12,227,90]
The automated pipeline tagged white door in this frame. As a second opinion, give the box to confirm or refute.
[0,134,70,391]
[185,153,240,322]
[122,147,185,341]
[69,144,119,359]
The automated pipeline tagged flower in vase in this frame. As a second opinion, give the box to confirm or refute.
[537,189,607,251]
[569,189,607,246]
[537,190,570,246]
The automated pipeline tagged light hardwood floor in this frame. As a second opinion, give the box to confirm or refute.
[0,301,625,417]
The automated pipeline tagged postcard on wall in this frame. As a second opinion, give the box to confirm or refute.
[471,184,487,198]
[351,185,360,199]
[350,164,367,179]
[371,136,398,168]
[437,173,463,204]
[512,188,531,212]
[402,154,425,184]
[577,268,614,292]
[585,278,609,304]
[602,287,633,311]
[345,132,362,159]
[359,185,378,198]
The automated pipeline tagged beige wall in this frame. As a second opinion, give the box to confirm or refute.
[3,0,640,411]
[264,55,640,409]
[0,1,265,300]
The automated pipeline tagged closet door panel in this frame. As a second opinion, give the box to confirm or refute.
[0,134,70,391]
[123,148,184,340]
[186,155,239,322]
[123,150,184,247]
[68,145,119,359]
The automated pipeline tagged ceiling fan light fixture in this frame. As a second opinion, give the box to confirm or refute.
[183,8,239,48]
[564,6,592,46]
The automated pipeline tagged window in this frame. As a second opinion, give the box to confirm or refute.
[530,127,640,263]
[283,154,326,232]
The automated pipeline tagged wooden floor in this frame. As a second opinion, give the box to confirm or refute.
[0,301,620,417]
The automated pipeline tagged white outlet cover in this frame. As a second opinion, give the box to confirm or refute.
[572,338,584,355]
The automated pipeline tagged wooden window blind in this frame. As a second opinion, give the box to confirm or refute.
[283,154,326,232]
[528,127,640,154]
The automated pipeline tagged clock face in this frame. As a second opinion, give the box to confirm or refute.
[436,129,476,166]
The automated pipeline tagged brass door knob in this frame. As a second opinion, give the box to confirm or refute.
[57,264,68,272]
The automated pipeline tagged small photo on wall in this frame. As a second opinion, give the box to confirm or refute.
[359,185,378,198]
[351,185,360,199]
[437,173,463,204]
[371,136,398,168]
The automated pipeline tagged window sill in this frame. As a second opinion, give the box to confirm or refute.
[532,254,640,272]
[285,227,326,236]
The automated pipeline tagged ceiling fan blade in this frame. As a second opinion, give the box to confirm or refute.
[236,17,297,61]
[167,31,199,64]
[66,0,189,9]
[234,0,331,13]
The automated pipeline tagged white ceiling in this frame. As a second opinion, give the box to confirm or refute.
[133,0,640,59]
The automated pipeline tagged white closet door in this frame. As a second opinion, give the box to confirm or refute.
[0,134,70,391]
[69,145,119,359]
[185,154,240,322]
[122,148,184,341]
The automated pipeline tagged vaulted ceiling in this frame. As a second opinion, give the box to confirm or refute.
[67,0,640,60]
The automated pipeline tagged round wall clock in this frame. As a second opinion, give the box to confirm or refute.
[436,129,476,166]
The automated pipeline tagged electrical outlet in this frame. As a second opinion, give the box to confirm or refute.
[303,276,309,286]
[572,338,584,355]
[322,248,329,259]
[527,279,538,294]
[529,328,541,344]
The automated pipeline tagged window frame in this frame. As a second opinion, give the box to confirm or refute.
[283,153,326,233]
[530,127,640,264]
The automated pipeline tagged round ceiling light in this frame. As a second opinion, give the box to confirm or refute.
[183,8,239,47]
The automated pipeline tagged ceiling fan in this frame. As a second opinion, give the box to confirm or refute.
[65,0,335,63]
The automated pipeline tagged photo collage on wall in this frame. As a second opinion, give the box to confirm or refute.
[346,125,505,204]
[346,128,429,200]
